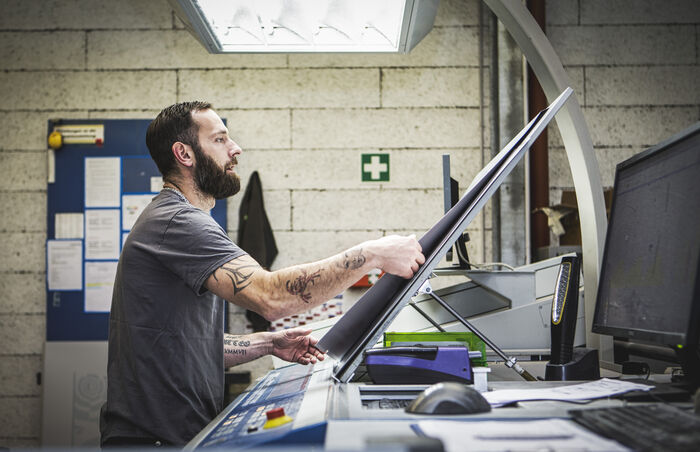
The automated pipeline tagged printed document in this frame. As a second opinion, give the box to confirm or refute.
[483,378,653,407]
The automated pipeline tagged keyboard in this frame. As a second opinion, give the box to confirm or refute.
[569,403,700,452]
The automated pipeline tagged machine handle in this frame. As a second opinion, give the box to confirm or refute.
[550,254,581,364]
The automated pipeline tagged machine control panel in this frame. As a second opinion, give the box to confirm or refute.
[191,361,333,449]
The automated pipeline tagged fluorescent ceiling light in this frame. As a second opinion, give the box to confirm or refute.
[169,0,439,53]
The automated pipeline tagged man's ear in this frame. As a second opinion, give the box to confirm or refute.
[171,142,194,168]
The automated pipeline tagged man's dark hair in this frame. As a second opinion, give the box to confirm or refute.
[146,101,212,179]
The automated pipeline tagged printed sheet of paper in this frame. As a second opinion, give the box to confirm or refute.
[416,419,628,452]
[483,378,653,407]
[150,176,163,193]
[47,240,83,291]
[121,194,153,231]
[84,261,118,312]
[85,209,120,260]
[55,213,84,239]
[85,157,120,207]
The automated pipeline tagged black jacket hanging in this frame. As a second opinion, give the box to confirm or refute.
[237,171,278,331]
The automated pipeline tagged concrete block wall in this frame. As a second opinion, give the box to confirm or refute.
[0,0,482,446]
[546,0,700,207]
[0,0,699,447]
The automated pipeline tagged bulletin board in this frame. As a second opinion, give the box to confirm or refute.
[46,119,227,341]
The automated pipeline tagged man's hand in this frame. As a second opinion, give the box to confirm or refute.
[365,235,425,278]
[270,328,325,365]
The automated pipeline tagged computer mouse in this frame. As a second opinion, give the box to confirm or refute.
[405,382,491,415]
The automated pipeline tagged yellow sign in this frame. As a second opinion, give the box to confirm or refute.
[52,124,105,145]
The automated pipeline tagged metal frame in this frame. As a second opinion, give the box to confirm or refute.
[483,0,612,364]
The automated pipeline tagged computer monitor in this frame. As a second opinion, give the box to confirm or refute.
[592,122,700,388]
[317,88,573,382]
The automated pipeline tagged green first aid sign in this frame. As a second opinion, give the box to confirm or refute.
[361,153,389,182]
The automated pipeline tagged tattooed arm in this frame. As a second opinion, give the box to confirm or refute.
[224,329,325,368]
[205,235,425,322]
[223,333,263,367]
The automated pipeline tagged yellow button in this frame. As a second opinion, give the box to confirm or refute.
[262,407,293,429]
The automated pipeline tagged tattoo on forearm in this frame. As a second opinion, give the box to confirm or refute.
[224,336,250,357]
[224,337,250,347]
[286,269,321,303]
[214,263,257,295]
[340,248,366,270]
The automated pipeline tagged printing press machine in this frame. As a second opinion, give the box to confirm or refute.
[185,356,647,451]
[185,90,616,451]
[185,255,591,451]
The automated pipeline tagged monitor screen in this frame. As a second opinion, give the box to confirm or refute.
[593,122,700,349]
[317,88,573,382]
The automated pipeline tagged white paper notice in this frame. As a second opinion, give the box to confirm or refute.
[84,261,118,312]
[55,213,85,239]
[85,157,120,207]
[150,176,163,193]
[483,378,653,407]
[122,194,153,231]
[47,240,83,291]
[85,209,120,260]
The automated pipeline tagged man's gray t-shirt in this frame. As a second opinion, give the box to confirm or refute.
[101,189,246,446]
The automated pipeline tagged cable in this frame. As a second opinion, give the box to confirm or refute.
[463,259,516,271]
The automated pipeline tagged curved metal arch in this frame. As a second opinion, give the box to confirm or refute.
[483,0,612,360]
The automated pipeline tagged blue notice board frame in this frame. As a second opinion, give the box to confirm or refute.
[46,119,227,341]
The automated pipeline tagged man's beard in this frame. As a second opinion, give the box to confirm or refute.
[192,143,241,200]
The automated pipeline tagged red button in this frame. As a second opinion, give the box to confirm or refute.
[266,407,285,420]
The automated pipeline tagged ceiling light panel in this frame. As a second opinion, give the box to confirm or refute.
[170,0,439,53]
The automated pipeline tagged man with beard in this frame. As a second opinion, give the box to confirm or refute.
[100,101,425,448]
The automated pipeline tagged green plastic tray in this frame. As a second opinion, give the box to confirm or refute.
[383,331,487,367]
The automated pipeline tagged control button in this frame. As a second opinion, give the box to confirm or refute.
[263,407,293,429]
[247,425,259,433]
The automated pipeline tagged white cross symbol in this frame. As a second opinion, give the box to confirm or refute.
[363,156,387,180]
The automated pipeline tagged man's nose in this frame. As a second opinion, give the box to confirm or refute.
[228,139,242,157]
